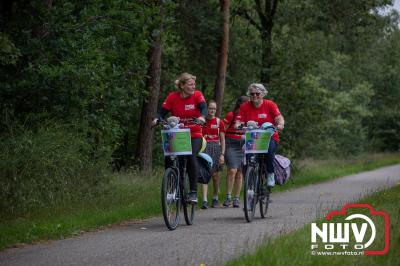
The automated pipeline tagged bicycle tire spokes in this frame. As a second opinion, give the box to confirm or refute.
[244,165,258,222]
[182,172,195,225]
[259,172,269,218]
[161,168,180,230]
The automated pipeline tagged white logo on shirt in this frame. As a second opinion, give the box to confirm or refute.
[185,104,195,110]
[258,113,267,118]
[211,125,219,129]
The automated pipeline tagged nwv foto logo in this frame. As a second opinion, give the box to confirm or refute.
[310,204,390,256]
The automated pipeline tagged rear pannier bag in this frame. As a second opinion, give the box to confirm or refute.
[197,152,213,184]
[273,154,291,185]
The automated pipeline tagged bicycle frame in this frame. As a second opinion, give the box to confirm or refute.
[157,117,203,230]
[242,123,275,222]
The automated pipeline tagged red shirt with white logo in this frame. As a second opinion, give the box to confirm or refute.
[224,111,245,140]
[238,99,281,142]
[203,117,225,142]
[162,90,206,138]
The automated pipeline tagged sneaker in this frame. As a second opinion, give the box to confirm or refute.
[201,201,208,209]
[267,173,275,188]
[223,198,231,207]
[233,198,240,208]
[188,192,198,204]
[211,199,219,208]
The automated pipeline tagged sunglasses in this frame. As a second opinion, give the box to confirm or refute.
[250,92,260,96]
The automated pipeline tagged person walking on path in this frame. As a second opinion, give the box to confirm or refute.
[201,100,226,209]
[222,96,249,208]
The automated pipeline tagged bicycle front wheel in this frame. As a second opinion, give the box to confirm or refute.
[243,165,258,222]
[182,172,195,225]
[161,168,180,230]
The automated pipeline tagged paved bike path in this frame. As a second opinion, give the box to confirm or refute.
[1,164,400,266]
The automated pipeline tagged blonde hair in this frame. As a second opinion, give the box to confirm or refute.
[175,72,196,90]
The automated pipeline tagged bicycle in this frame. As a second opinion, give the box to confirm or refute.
[242,121,276,222]
[155,117,204,230]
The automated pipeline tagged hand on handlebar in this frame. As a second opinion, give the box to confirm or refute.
[234,121,244,130]
[152,118,159,127]
[195,116,206,126]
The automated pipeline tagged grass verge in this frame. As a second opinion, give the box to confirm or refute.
[1,153,400,251]
[226,184,400,266]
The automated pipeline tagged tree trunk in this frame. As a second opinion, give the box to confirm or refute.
[136,9,163,171]
[260,28,272,84]
[214,0,230,117]
[238,0,278,85]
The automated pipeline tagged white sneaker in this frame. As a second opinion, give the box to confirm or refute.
[267,173,275,187]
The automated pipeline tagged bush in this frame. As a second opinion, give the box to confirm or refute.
[0,123,110,217]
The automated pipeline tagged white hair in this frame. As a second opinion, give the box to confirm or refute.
[247,83,268,96]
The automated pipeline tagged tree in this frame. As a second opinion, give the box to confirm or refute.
[136,2,164,171]
[214,0,230,117]
[237,0,279,84]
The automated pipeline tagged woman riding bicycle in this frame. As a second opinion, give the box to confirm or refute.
[236,83,285,189]
[153,72,207,203]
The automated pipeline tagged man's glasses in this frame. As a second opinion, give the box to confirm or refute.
[250,92,260,96]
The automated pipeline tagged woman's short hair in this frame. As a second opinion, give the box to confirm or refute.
[175,73,196,90]
[247,83,268,96]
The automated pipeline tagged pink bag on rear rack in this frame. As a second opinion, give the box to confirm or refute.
[273,154,291,185]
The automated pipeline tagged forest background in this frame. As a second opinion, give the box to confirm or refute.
[1,0,399,216]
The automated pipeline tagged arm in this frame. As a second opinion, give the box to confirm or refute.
[219,132,225,165]
[223,112,232,131]
[195,91,207,123]
[198,102,207,117]
[275,114,285,131]
[158,107,169,120]
[152,107,169,126]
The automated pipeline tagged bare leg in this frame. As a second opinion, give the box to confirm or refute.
[233,170,243,198]
[226,168,237,195]
[202,183,208,202]
[212,172,219,198]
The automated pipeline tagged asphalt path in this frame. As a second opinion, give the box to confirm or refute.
[1,164,400,266]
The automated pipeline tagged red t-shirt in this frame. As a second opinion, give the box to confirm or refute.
[223,111,245,140]
[238,100,281,142]
[162,90,206,138]
[203,117,225,142]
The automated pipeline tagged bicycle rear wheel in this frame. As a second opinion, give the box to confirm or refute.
[243,165,258,222]
[161,168,180,230]
[259,174,270,218]
[182,172,195,225]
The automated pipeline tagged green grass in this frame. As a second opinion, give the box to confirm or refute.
[1,153,400,251]
[0,170,163,250]
[226,184,400,266]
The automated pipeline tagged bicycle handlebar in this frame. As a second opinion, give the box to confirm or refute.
[237,122,276,131]
[152,117,205,129]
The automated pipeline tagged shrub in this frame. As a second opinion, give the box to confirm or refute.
[0,122,110,217]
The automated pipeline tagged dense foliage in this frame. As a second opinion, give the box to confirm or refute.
[1,0,399,213]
